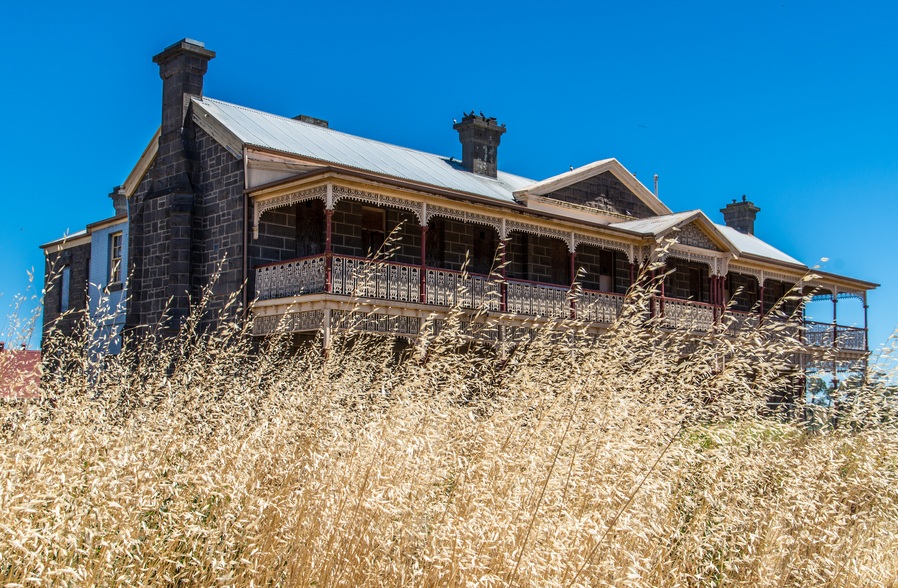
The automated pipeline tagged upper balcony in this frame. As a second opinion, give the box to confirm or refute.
[247,182,870,354]
[253,254,868,353]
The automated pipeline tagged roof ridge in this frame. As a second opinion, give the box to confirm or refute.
[197,96,535,185]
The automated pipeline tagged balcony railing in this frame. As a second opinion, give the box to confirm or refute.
[255,255,326,300]
[507,279,570,318]
[804,321,867,351]
[577,289,626,324]
[254,257,867,352]
[425,267,500,311]
[332,256,421,303]
[653,297,716,331]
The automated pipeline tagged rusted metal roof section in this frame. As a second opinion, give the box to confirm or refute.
[193,97,535,203]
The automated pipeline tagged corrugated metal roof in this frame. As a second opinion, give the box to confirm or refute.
[610,211,699,234]
[193,97,535,202]
[716,224,804,266]
[192,97,808,270]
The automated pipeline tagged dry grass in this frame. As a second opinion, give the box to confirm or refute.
[2,277,897,587]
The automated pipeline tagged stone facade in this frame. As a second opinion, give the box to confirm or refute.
[664,258,710,302]
[546,171,655,218]
[42,242,91,340]
[127,101,245,334]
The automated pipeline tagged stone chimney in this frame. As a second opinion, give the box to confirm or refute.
[721,195,761,235]
[153,39,215,143]
[109,185,127,217]
[143,39,214,332]
[453,112,506,178]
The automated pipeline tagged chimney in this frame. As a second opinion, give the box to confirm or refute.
[453,112,506,178]
[148,39,214,331]
[152,39,215,140]
[721,195,761,235]
[293,114,329,128]
[109,185,127,217]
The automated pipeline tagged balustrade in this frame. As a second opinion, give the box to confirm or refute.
[507,280,570,318]
[577,289,625,323]
[255,255,326,300]
[254,259,868,353]
[331,256,420,303]
[425,268,500,311]
[804,321,866,351]
[654,297,716,331]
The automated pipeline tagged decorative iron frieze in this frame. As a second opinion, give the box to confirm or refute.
[424,204,504,234]
[332,186,424,223]
[573,234,636,262]
[505,221,573,250]
[331,310,420,336]
[252,185,327,238]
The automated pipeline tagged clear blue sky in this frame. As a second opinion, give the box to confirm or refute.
[2,0,896,352]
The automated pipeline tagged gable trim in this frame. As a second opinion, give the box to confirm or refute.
[515,158,672,216]
[122,128,160,196]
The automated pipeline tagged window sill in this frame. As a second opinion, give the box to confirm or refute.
[106,282,123,293]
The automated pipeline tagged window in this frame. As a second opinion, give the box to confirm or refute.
[60,266,71,312]
[109,232,123,285]
[361,207,386,256]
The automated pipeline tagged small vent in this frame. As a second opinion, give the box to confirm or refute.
[293,114,329,128]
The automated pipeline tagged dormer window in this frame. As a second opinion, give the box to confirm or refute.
[109,232,123,286]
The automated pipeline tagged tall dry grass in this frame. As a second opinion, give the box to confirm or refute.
[2,273,897,587]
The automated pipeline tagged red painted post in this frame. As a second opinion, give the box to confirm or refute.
[420,225,428,303]
[325,209,334,293]
[649,268,656,318]
[500,239,508,312]
[569,251,577,319]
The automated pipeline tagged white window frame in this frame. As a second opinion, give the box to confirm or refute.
[60,266,71,312]
[109,232,123,286]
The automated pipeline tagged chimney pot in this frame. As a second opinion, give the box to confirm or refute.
[109,185,127,217]
[453,112,506,178]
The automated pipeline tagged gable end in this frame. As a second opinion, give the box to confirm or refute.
[544,171,655,218]
[676,221,722,251]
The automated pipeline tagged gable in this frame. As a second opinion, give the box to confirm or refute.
[675,221,722,251]
[544,171,656,218]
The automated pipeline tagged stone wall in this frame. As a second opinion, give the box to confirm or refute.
[427,218,497,275]
[727,272,759,312]
[546,171,654,218]
[127,115,245,334]
[664,258,710,302]
[574,245,631,294]
[42,242,91,343]
[507,233,569,285]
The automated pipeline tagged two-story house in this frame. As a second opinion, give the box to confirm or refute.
[42,39,877,388]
